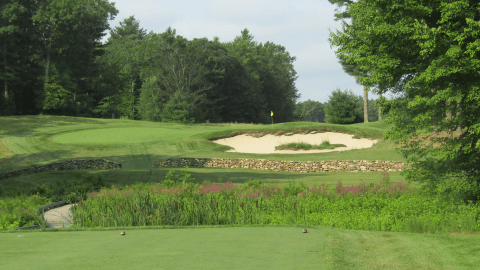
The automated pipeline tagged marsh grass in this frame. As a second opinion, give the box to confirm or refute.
[67,173,480,235]
[275,140,347,151]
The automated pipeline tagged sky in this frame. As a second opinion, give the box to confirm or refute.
[99,0,378,104]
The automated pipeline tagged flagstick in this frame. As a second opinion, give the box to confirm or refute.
[271,111,273,128]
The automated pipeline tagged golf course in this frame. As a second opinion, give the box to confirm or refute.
[1,115,479,269]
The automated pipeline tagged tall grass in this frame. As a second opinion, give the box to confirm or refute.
[0,194,51,230]
[70,175,480,234]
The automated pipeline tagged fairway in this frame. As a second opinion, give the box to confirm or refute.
[51,127,201,145]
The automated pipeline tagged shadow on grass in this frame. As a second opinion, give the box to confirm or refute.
[0,150,76,175]
[0,115,109,138]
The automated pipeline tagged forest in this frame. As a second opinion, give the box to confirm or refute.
[0,0,301,124]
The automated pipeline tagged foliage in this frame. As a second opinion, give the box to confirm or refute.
[0,174,108,230]
[324,88,362,124]
[0,194,51,230]
[294,100,325,122]
[161,91,195,123]
[328,0,480,203]
[1,1,300,124]
[66,177,480,235]
[163,167,196,187]
[137,75,164,121]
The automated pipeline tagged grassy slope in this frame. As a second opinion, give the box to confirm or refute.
[0,116,406,189]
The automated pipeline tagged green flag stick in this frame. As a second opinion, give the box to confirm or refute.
[271,111,273,126]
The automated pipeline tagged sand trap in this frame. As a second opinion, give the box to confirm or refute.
[213,132,378,154]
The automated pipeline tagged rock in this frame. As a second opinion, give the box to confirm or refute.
[153,158,407,173]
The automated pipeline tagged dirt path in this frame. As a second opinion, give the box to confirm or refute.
[43,204,76,228]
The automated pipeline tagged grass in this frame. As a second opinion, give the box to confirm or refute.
[2,226,480,270]
[1,115,479,269]
[275,141,347,151]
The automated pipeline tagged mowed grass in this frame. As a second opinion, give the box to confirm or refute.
[1,116,479,269]
[2,226,479,270]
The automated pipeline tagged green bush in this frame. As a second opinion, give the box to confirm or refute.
[163,167,195,187]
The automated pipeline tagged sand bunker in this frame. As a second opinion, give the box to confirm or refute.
[212,132,378,154]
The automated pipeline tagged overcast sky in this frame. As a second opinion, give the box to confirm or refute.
[100,0,378,104]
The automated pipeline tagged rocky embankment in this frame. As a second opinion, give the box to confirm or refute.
[153,158,406,173]
[0,159,122,180]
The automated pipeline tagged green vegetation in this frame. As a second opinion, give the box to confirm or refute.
[275,141,347,151]
[328,0,480,205]
[68,178,480,236]
[295,96,380,123]
[1,4,298,124]
[324,88,363,124]
[1,116,479,269]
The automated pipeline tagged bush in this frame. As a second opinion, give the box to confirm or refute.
[324,88,362,124]
[163,167,195,187]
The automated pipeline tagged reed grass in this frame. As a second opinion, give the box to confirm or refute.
[68,173,480,235]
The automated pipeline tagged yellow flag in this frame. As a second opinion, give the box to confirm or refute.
[271,111,273,117]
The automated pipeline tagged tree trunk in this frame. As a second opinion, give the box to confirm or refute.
[431,88,438,136]
[446,100,452,137]
[364,86,368,122]
[131,80,135,119]
[73,78,77,101]
[3,37,7,100]
[455,90,462,138]
[45,41,52,86]
[378,93,382,120]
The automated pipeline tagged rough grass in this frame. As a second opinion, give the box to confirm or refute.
[275,141,347,151]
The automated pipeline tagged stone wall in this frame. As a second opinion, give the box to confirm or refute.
[0,159,122,181]
[153,157,407,173]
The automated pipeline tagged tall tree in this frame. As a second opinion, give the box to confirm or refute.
[328,0,480,203]
[96,15,146,119]
[31,0,118,112]
[256,41,300,123]
[222,29,268,123]
[138,28,214,122]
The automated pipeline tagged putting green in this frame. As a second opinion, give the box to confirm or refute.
[51,127,198,145]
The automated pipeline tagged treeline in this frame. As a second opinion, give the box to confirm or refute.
[0,0,299,124]
[294,88,380,124]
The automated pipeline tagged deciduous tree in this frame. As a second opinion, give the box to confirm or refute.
[328,0,480,203]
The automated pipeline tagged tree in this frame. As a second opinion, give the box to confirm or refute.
[137,75,164,121]
[328,0,480,203]
[294,100,325,122]
[137,28,213,122]
[107,15,147,43]
[334,29,371,123]
[256,41,300,123]
[324,88,361,124]
[222,29,268,123]
[31,0,118,112]
[161,91,195,123]
[95,15,146,119]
